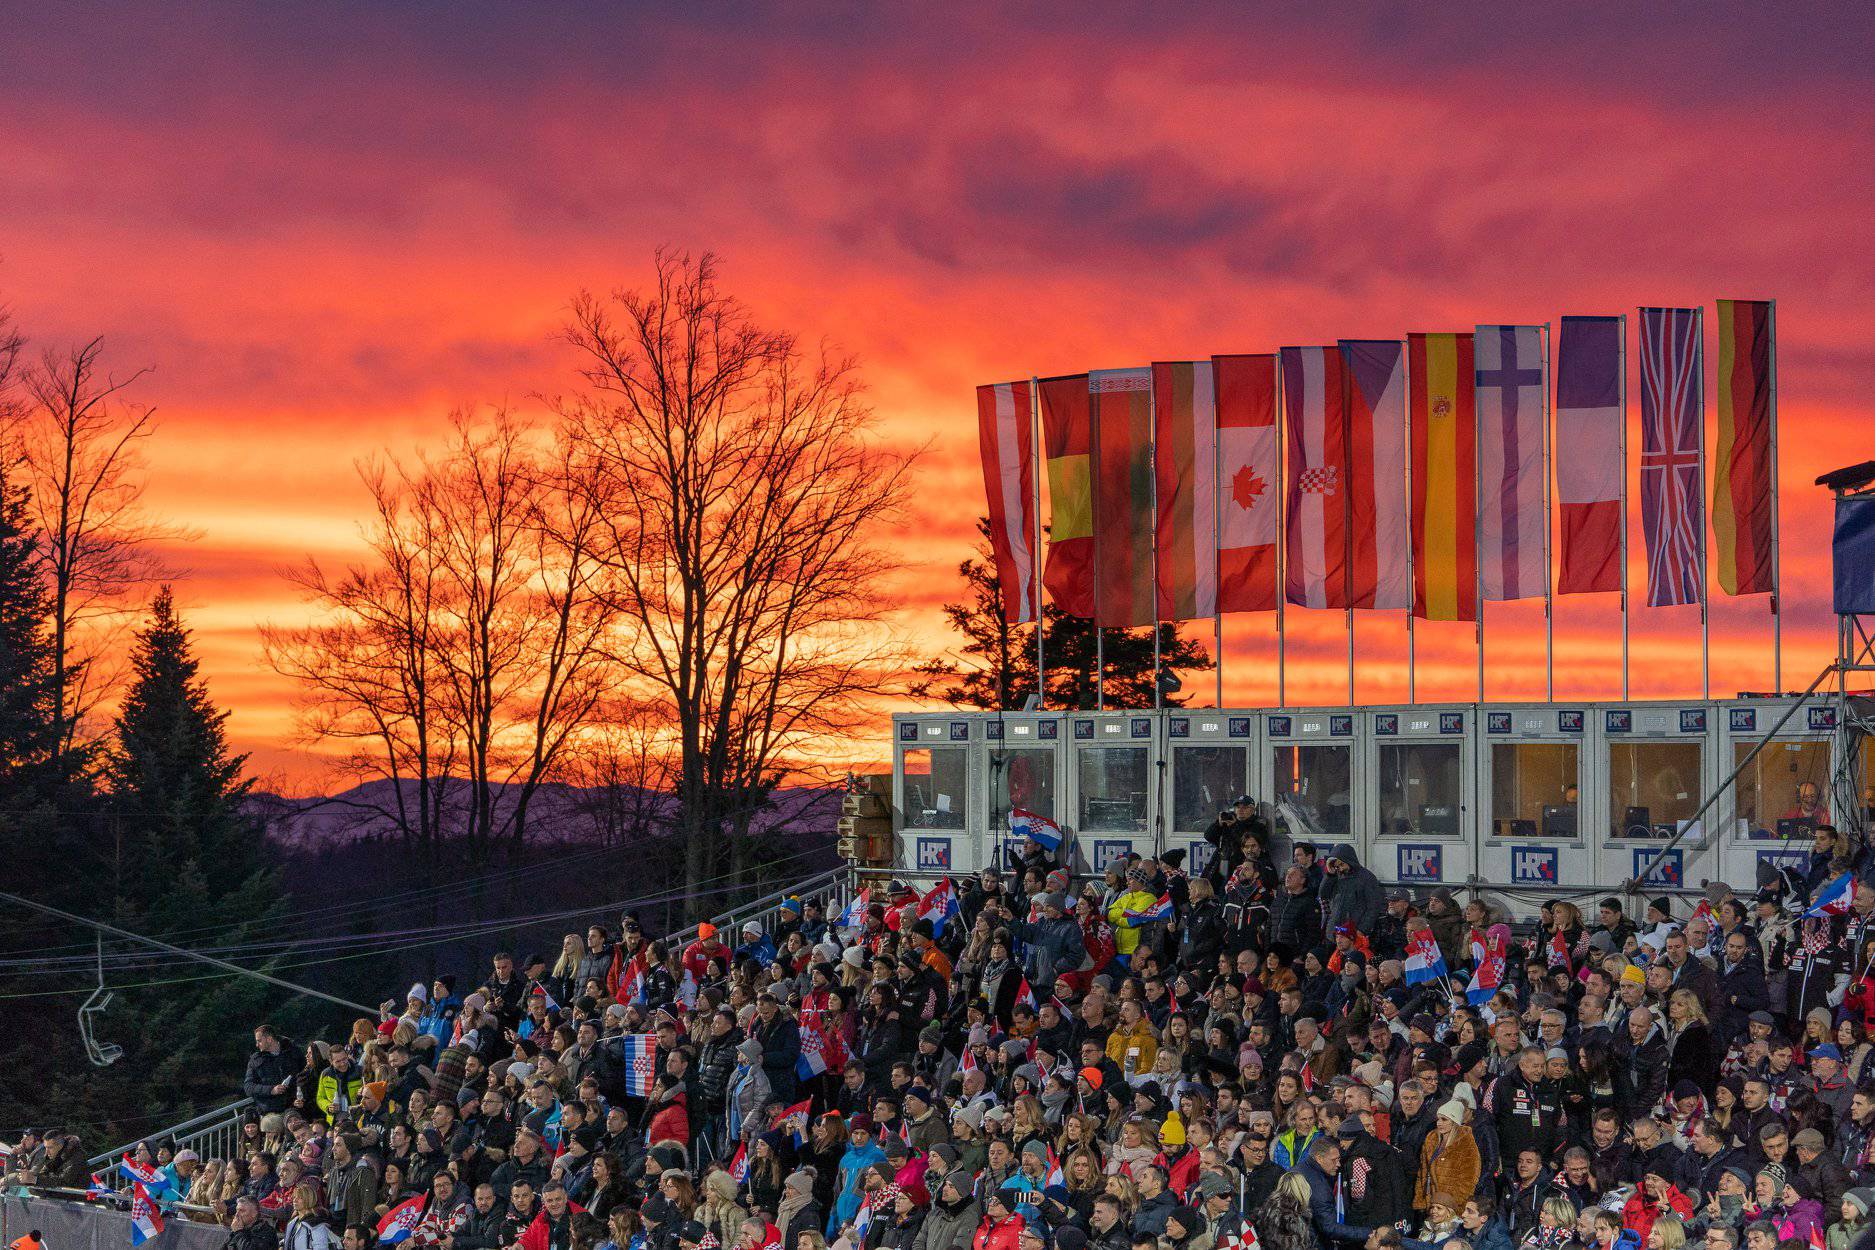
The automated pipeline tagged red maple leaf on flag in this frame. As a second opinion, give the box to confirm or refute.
[1231,465,1268,511]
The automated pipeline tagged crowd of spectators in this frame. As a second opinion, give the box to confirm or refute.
[11,807,1875,1250]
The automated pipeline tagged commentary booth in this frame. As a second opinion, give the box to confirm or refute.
[889,695,1850,902]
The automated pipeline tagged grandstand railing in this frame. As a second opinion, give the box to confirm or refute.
[88,865,856,1183]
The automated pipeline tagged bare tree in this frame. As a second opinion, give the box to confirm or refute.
[11,337,181,753]
[556,250,915,912]
[262,410,615,859]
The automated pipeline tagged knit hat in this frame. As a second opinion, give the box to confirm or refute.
[842,946,866,968]
[1846,1189,1875,1219]
[1620,963,1646,985]
[364,1081,389,1102]
[1079,1066,1104,1089]
[1760,1162,1787,1192]
[1166,1207,1204,1238]
[1437,1100,1466,1123]
[697,923,716,939]
[407,983,429,1003]
[1649,896,1672,919]
[1159,1112,1186,1147]
[1022,1139,1051,1161]
[737,1038,762,1063]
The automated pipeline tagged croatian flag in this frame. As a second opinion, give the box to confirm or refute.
[1044,1145,1064,1189]
[851,1201,873,1240]
[837,889,871,933]
[1547,931,1571,971]
[528,981,562,1012]
[86,1173,115,1201]
[918,878,961,937]
[775,1098,813,1146]
[1015,977,1036,1010]
[130,1183,165,1245]
[727,1142,749,1184]
[1403,929,1447,986]
[618,1034,659,1097]
[796,1010,830,1081]
[622,962,648,1007]
[120,1155,171,1195]
[1122,893,1174,926]
[1807,872,1854,917]
[1466,949,1506,1006]
[1010,809,1063,852]
[377,1195,426,1244]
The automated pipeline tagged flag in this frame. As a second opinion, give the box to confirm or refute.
[1547,931,1570,971]
[1638,307,1706,606]
[618,1035,659,1097]
[1281,345,1349,608]
[1807,872,1854,918]
[527,980,561,1012]
[1122,892,1175,925]
[622,962,648,1007]
[836,889,871,934]
[1045,1145,1064,1189]
[1475,325,1548,601]
[775,1098,813,1146]
[1555,315,1625,594]
[1809,1225,1827,1250]
[130,1183,165,1246]
[1213,354,1279,612]
[1015,977,1036,1010]
[1466,930,1507,1005]
[1152,360,1219,622]
[1040,374,1095,618]
[851,1201,873,1240]
[377,1195,425,1244]
[86,1174,114,1201]
[1408,332,1478,620]
[1010,808,1062,852]
[1339,340,1409,610]
[120,1155,170,1195]
[796,1011,829,1082]
[1713,299,1775,596]
[727,1142,750,1184]
[1836,497,1875,614]
[1403,929,1448,986]
[918,878,961,937]
[1091,368,1156,627]
[978,381,1040,624]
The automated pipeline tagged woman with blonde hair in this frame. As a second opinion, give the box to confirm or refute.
[1101,1172,1138,1216]
[1647,1212,1686,1250]
[1248,1171,1316,1250]
[695,1167,747,1243]
[1665,986,1719,1092]
[282,1182,337,1250]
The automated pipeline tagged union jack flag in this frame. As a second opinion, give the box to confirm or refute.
[1637,307,1705,607]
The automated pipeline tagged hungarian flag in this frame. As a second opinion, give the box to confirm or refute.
[1152,360,1221,623]
[977,381,1040,624]
[1713,299,1775,596]
[1475,325,1548,602]
[1040,374,1095,618]
[1555,316,1625,594]
[1091,368,1156,627]
[1213,353,1279,612]
[1637,307,1706,607]
[1281,345,1349,608]
[1339,340,1410,610]
[1408,332,1478,620]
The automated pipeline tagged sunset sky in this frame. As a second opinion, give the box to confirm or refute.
[5,5,1873,791]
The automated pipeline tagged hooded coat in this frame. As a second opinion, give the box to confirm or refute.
[1322,844,1383,935]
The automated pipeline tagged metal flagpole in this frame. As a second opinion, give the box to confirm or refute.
[1543,323,1555,700]
[1151,379,1163,712]
[1404,336,1417,703]
[1347,608,1355,705]
[1769,300,1782,692]
[1698,305,1711,700]
[1094,379,1105,712]
[1620,314,1631,700]
[1032,377,1046,709]
[1214,366,1225,707]
[1476,344,1486,704]
[1276,360,1288,707]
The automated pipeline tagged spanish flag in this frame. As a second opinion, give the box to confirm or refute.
[1713,299,1775,596]
[1408,332,1477,620]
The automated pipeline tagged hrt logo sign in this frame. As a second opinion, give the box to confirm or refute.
[1633,848,1683,886]
[1092,840,1132,874]
[1397,844,1443,882]
[1510,846,1559,885]
[916,838,951,870]
[1185,841,1216,878]
[1757,849,1809,879]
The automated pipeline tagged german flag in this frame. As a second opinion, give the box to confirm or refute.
[1713,299,1775,596]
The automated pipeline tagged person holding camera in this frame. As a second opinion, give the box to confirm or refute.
[1204,795,1271,890]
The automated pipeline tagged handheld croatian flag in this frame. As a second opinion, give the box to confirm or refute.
[1015,977,1036,1011]
[618,1035,659,1098]
[377,1195,426,1244]
[1547,931,1571,971]
[120,1155,170,1195]
[1009,809,1063,853]
[1807,872,1854,918]
[130,1183,165,1246]
[837,889,871,934]
[917,878,961,937]
[728,1142,750,1184]
[1122,893,1174,926]
[775,1098,812,1146]
[1403,929,1448,986]
[86,1173,114,1201]
[1466,930,1508,1006]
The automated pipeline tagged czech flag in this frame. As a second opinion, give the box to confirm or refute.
[1808,872,1854,917]
[377,1195,426,1244]
[130,1183,166,1246]
[1403,929,1447,986]
[1122,893,1174,926]
[1010,809,1063,852]
[918,878,960,937]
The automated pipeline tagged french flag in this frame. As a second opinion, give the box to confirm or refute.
[1010,809,1063,852]
[918,878,960,937]
[1403,929,1447,986]
[837,889,871,933]
[130,1183,166,1246]
[1122,893,1174,926]
[1808,872,1854,917]
[377,1195,426,1244]
[728,1142,749,1184]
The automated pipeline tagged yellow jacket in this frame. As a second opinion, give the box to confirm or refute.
[1107,890,1160,955]
[1105,1018,1158,1074]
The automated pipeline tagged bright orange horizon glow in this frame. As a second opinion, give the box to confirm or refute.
[5,8,1872,794]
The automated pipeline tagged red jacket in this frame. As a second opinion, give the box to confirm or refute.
[1621,1184,1693,1244]
[647,1090,689,1146]
[517,1202,586,1250]
[973,1215,1025,1250]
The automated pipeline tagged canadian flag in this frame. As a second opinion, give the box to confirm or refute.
[1213,354,1278,612]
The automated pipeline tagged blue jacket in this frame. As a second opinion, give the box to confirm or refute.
[1298,1157,1370,1248]
[830,1140,886,1232]
[1467,1217,1514,1250]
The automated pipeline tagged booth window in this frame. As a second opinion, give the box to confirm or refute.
[1273,745,1351,838]
[1078,746,1149,833]
[1173,745,1248,833]
[1733,739,1830,838]
[1608,741,1701,839]
[992,748,1057,821]
[1491,743,1580,837]
[902,747,967,830]
[1379,743,1462,837]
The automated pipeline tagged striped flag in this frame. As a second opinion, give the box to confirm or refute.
[618,1035,659,1097]
[1009,808,1062,852]
[130,1183,165,1245]
[377,1195,426,1244]
[1039,375,1095,619]
[120,1155,171,1196]
[1121,892,1175,925]
[1340,340,1409,610]
[1638,307,1706,606]
[1408,332,1478,620]
[977,382,1039,624]
[1555,316,1625,594]
[1213,354,1280,612]
[1475,325,1548,601]
[1281,345,1349,608]
[1713,299,1775,596]
[1152,360,1219,622]
[1091,368,1156,627]
[1403,927,1447,986]
[727,1142,749,1184]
